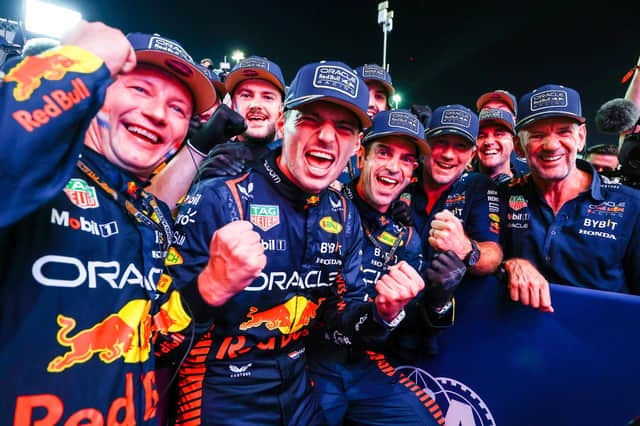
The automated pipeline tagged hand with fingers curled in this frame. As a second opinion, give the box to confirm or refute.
[427,209,472,260]
[503,258,554,313]
[374,261,425,322]
[61,20,136,77]
[189,105,248,157]
[423,250,466,309]
[389,197,414,227]
[198,221,267,307]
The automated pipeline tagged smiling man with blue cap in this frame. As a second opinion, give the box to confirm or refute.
[167,60,426,425]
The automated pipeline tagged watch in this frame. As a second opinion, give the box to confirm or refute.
[463,239,480,268]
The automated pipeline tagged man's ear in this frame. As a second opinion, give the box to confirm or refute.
[276,110,285,136]
[577,123,587,152]
[276,110,285,138]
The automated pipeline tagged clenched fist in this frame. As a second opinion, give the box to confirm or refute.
[427,209,472,260]
[61,20,136,77]
[375,261,425,322]
[197,220,266,306]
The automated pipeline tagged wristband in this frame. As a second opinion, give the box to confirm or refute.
[432,300,453,316]
[379,309,406,329]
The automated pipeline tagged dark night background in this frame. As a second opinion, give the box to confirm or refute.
[1,1,637,146]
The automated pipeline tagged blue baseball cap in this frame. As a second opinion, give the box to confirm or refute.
[479,108,515,135]
[476,89,518,116]
[126,32,216,115]
[284,60,372,129]
[516,84,585,131]
[197,64,227,100]
[362,109,427,156]
[355,64,395,97]
[426,104,479,145]
[224,55,286,96]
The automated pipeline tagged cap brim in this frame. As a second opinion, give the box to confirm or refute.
[480,118,515,135]
[476,92,516,114]
[515,111,586,131]
[136,50,216,115]
[362,131,428,156]
[426,127,476,145]
[286,95,372,129]
[225,69,285,95]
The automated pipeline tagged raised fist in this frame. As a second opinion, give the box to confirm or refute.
[198,220,266,306]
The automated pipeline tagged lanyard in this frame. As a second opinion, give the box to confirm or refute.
[77,160,172,250]
[362,222,406,268]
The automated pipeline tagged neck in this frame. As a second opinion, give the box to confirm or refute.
[422,179,452,214]
[533,168,592,214]
[479,161,512,179]
[355,179,387,213]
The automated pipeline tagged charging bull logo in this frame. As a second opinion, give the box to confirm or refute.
[4,45,102,101]
[48,293,190,373]
[239,296,325,334]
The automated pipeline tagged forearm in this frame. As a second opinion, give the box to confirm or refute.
[148,145,205,212]
[470,241,503,275]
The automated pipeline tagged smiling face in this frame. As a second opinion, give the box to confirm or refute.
[477,123,514,175]
[517,117,586,182]
[422,134,476,189]
[84,64,193,179]
[231,79,283,143]
[356,136,418,212]
[277,101,361,193]
[366,80,389,118]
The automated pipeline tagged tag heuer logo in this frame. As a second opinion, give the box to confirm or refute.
[250,204,280,231]
[509,195,527,211]
[63,178,99,209]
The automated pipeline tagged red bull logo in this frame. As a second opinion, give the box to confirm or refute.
[12,78,92,132]
[239,296,325,334]
[48,293,190,373]
[4,46,102,101]
[13,371,158,425]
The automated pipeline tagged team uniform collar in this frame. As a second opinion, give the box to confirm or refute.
[254,148,327,209]
[344,179,392,230]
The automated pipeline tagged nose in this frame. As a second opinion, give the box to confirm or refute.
[541,134,562,151]
[143,99,167,125]
[317,121,337,144]
[386,155,401,173]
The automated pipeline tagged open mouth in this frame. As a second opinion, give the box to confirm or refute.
[126,124,161,145]
[435,160,456,170]
[305,150,335,171]
[376,175,399,189]
[247,113,267,123]
[481,148,500,157]
[540,154,562,164]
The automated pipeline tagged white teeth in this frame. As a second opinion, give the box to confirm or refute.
[127,125,158,143]
[436,161,454,169]
[483,149,498,155]
[309,151,334,161]
[248,115,265,121]
[378,176,397,184]
[542,155,561,161]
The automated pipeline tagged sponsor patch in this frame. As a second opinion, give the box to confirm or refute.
[377,231,398,246]
[4,46,102,101]
[313,65,359,98]
[319,216,343,234]
[250,204,280,231]
[362,64,386,80]
[63,178,99,209]
[509,195,527,211]
[149,36,193,62]
[441,108,471,128]
[164,247,183,266]
[530,89,567,111]
[157,273,173,293]
[388,111,419,134]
